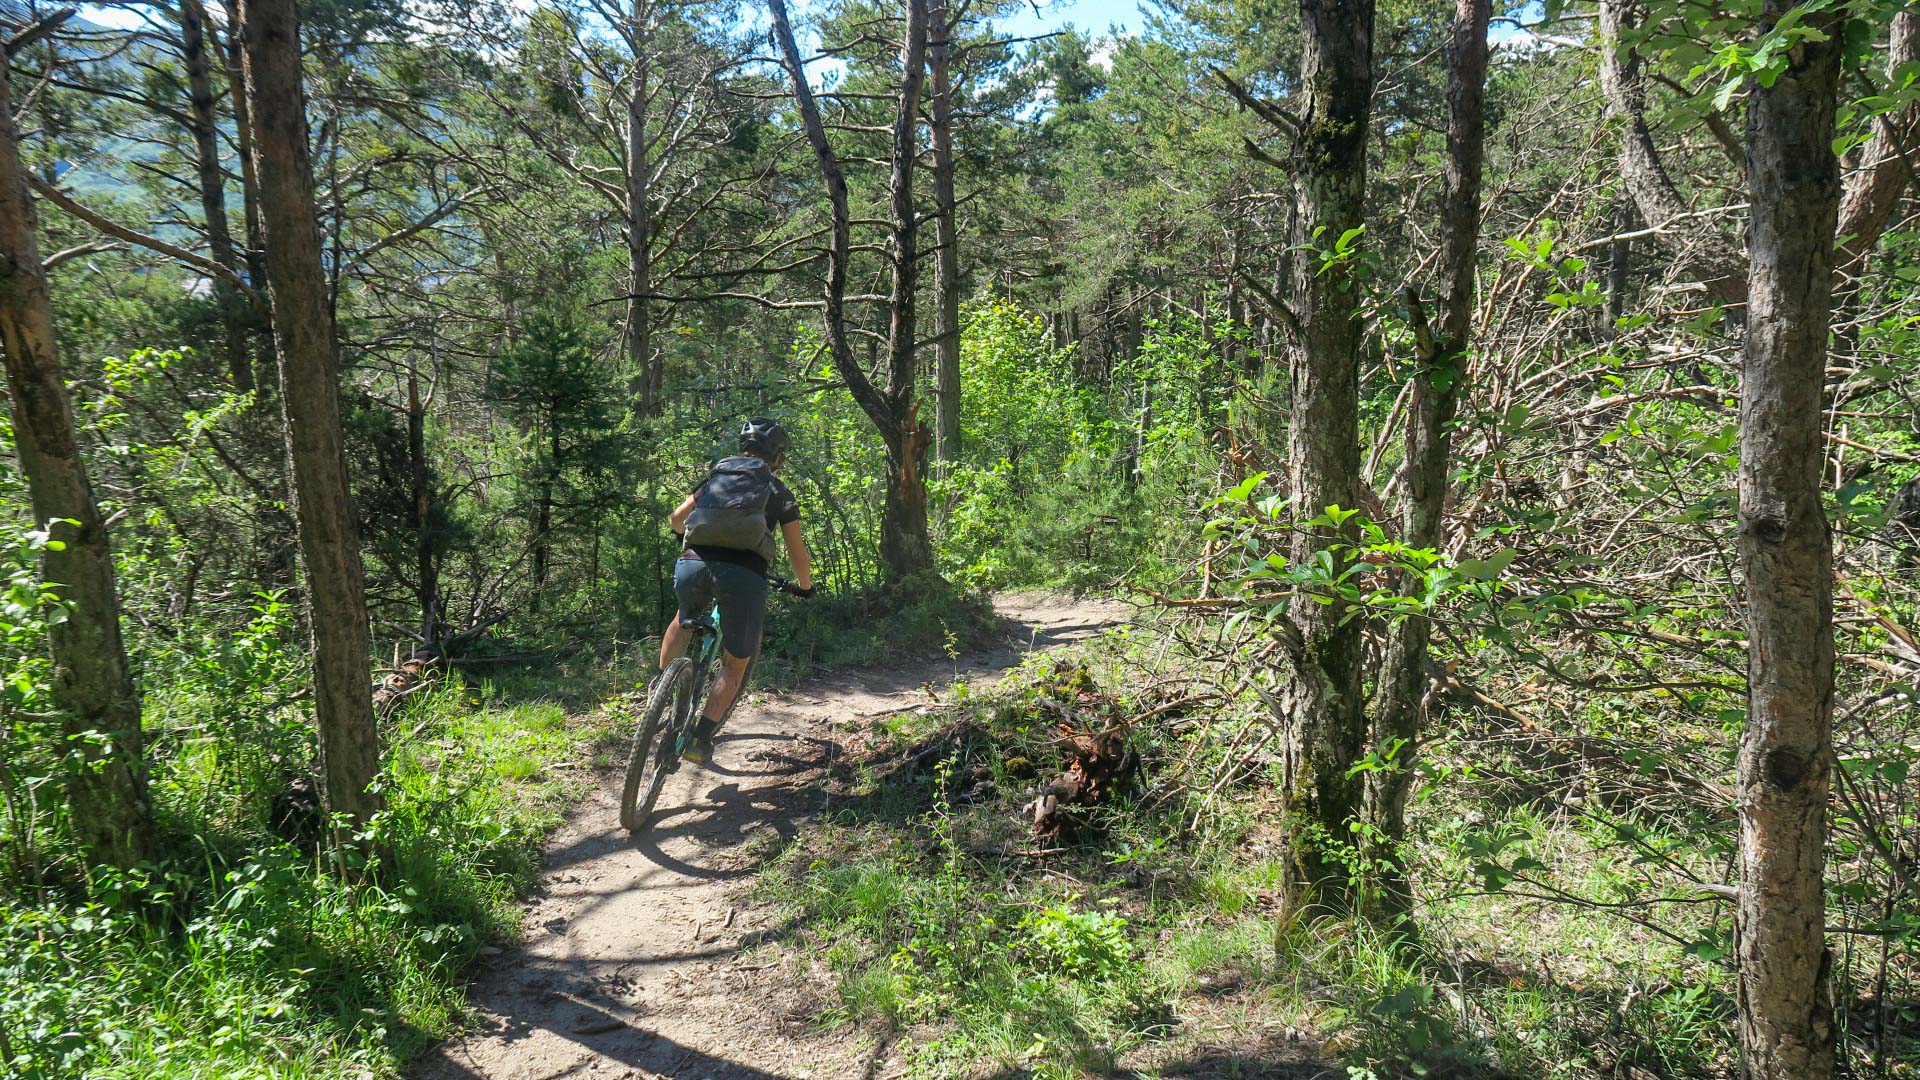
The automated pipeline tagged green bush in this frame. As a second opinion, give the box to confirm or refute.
[0,548,611,1080]
[1016,902,1135,981]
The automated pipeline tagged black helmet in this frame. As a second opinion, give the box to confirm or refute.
[739,416,791,459]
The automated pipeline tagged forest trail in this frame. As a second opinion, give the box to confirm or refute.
[413,593,1130,1080]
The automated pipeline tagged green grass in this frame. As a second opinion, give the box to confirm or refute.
[0,576,1013,1079]
[738,626,1826,1080]
[758,778,1175,1078]
[0,679,621,1079]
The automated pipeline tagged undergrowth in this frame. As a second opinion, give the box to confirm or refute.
[0,678,622,1079]
[750,626,1841,1080]
[752,572,1002,684]
[0,551,1008,1078]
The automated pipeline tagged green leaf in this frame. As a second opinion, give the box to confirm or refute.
[1454,547,1519,582]
[1224,472,1267,502]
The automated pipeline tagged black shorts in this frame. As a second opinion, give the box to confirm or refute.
[673,557,766,659]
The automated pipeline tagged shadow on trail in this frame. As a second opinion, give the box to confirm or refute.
[414,597,1133,1080]
[996,601,1134,653]
[424,1000,791,1079]
[533,733,821,880]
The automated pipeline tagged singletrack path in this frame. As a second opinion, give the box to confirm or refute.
[414,593,1128,1080]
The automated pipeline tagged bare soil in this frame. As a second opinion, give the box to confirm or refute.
[413,593,1130,1080]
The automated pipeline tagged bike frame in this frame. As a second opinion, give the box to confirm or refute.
[671,603,726,756]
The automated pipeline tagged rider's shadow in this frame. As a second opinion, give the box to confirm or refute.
[698,731,815,781]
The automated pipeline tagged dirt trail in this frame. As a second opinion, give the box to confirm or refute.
[414,593,1129,1080]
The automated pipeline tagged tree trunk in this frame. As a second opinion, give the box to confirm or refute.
[221,0,269,317]
[1836,10,1920,277]
[1605,197,1633,332]
[180,0,251,394]
[1736,3,1844,1075]
[929,0,961,475]
[879,0,932,579]
[0,23,155,870]
[407,363,438,643]
[533,415,557,612]
[1361,0,1489,923]
[881,413,935,580]
[770,0,936,583]
[1597,0,1747,307]
[1278,0,1374,904]
[625,0,657,416]
[239,0,383,852]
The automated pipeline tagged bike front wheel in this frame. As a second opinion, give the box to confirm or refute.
[621,657,694,832]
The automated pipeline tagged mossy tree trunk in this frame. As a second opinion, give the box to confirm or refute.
[1277,0,1375,905]
[1361,0,1489,923]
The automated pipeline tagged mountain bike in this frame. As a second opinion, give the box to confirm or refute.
[620,574,808,833]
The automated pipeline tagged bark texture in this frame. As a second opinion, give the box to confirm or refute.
[929,0,962,475]
[770,0,936,581]
[239,0,384,848]
[1738,5,1844,1075]
[1836,10,1920,276]
[180,0,252,393]
[1281,0,1374,901]
[0,24,155,870]
[1362,0,1489,921]
[1597,0,1748,307]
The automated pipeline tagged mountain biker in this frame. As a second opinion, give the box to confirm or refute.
[659,417,815,765]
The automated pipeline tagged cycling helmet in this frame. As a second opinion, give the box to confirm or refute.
[739,416,791,459]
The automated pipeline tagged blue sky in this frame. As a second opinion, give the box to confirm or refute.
[996,0,1146,38]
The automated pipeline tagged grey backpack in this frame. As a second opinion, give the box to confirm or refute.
[684,456,779,563]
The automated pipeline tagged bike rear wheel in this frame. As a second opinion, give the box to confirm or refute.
[621,657,694,832]
[635,656,712,830]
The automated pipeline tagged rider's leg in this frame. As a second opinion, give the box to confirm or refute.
[702,650,753,723]
[660,557,714,674]
[696,562,768,734]
[659,614,691,670]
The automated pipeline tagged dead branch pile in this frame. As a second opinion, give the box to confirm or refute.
[1019,667,1139,840]
[373,644,443,720]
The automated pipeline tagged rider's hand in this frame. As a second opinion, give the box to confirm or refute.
[796,583,816,599]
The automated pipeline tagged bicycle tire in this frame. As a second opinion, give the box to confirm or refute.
[621,657,693,832]
[634,656,709,830]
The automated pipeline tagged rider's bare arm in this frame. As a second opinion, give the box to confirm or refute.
[668,493,696,536]
[782,519,813,592]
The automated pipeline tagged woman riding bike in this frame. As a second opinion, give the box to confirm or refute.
[658,417,815,764]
